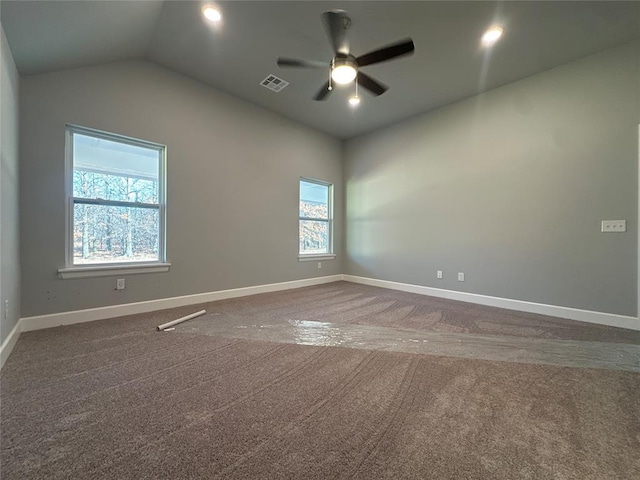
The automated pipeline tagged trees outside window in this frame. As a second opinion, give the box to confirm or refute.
[299,178,332,255]
[66,126,166,266]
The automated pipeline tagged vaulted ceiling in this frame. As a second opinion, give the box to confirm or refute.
[2,1,639,139]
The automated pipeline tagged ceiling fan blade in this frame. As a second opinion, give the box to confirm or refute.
[277,57,328,69]
[356,38,415,67]
[321,10,350,55]
[313,81,332,101]
[357,72,388,96]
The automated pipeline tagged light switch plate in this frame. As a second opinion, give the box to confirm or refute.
[601,220,626,232]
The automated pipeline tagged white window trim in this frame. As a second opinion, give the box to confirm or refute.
[61,125,168,278]
[298,254,336,262]
[299,177,334,257]
[58,263,171,279]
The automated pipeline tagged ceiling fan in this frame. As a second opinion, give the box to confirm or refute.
[277,10,415,101]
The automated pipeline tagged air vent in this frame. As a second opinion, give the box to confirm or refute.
[260,74,289,92]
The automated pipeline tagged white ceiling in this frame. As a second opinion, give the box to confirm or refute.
[2,1,639,139]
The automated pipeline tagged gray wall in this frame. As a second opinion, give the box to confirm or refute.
[1,25,20,342]
[344,42,639,317]
[20,60,343,317]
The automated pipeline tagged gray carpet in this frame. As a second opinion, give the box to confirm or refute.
[1,282,639,479]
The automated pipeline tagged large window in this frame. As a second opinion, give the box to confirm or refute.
[65,125,166,269]
[299,178,333,256]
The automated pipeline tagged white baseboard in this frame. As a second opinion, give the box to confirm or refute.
[0,321,21,369]
[343,275,640,331]
[15,273,640,338]
[20,275,343,332]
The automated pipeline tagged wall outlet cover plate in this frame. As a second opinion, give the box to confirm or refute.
[601,220,626,232]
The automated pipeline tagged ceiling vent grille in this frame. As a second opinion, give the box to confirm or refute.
[260,74,289,92]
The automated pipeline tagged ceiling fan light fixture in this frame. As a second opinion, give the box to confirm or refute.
[331,58,358,84]
[202,4,222,22]
[481,26,504,46]
[348,95,361,107]
[277,11,413,100]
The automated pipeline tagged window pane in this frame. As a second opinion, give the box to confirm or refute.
[73,133,159,204]
[299,220,329,254]
[300,180,328,219]
[73,203,159,264]
[73,170,159,204]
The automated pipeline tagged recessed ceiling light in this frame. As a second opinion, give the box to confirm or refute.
[481,26,504,46]
[202,5,222,22]
[348,95,361,107]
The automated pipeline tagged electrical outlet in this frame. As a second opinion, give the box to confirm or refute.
[318,262,322,269]
[437,270,443,279]
[116,278,126,290]
[601,220,626,232]
[458,272,465,282]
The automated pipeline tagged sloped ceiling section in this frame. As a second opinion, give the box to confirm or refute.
[1,1,165,75]
[2,1,639,139]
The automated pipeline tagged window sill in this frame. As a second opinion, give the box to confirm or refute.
[58,263,171,279]
[298,254,336,262]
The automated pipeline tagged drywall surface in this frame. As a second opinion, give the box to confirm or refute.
[20,60,343,317]
[344,42,639,317]
[1,26,20,343]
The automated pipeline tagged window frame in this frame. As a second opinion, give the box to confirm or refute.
[59,125,169,278]
[298,177,336,261]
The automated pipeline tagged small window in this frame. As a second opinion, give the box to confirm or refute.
[65,125,166,267]
[299,178,333,256]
